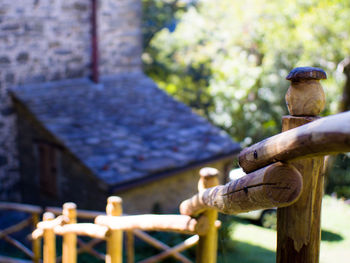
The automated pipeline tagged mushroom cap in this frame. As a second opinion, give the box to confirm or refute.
[286,67,327,81]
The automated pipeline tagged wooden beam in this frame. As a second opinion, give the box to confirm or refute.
[53,223,108,239]
[37,215,64,230]
[138,235,199,263]
[0,202,42,214]
[2,235,34,259]
[0,217,32,238]
[180,162,302,216]
[32,228,44,240]
[77,238,105,260]
[133,230,192,263]
[95,214,209,235]
[238,111,350,173]
[46,207,104,219]
[0,256,33,263]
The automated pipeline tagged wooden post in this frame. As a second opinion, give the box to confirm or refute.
[196,168,219,263]
[277,67,327,263]
[62,203,77,263]
[126,231,134,263]
[106,196,123,263]
[32,212,41,263]
[42,212,56,263]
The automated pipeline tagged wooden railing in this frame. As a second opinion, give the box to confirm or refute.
[181,66,350,263]
[0,202,42,263]
[3,66,350,263]
[31,198,208,263]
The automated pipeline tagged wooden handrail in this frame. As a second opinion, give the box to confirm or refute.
[180,162,302,216]
[239,111,350,173]
[95,214,210,235]
[53,223,108,239]
[0,202,42,214]
[46,206,104,219]
[37,215,65,230]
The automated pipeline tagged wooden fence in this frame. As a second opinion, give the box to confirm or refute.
[0,203,42,263]
[3,66,350,263]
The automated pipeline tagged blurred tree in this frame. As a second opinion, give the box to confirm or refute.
[143,0,350,145]
[142,0,190,48]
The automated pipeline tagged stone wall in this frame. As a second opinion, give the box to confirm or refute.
[117,159,232,214]
[99,0,143,75]
[0,0,143,201]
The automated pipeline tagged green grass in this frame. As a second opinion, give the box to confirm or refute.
[217,196,350,263]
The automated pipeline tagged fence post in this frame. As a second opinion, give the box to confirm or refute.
[32,212,41,263]
[277,67,327,263]
[43,212,56,263]
[106,196,123,263]
[62,202,77,263]
[196,167,219,263]
[126,230,134,263]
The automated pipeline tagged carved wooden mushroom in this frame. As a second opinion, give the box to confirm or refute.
[285,67,327,116]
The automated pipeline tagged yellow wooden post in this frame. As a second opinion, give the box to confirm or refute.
[62,202,77,263]
[126,231,134,263]
[196,168,219,263]
[106,196,123,263]
[43,212,56,263]
[32,212,41,263]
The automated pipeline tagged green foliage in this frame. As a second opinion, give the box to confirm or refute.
[326,154,350,199]
[222,196,350,263]
[143,0,350,144]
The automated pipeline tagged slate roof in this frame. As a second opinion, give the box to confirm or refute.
[11,73,240,187]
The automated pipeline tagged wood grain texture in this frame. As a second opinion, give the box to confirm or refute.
[180,162,302,216]
[285,80,325,115]
[277,116,324,263]
[239,111,350,173]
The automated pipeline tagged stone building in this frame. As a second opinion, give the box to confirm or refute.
[1,0,240,213]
